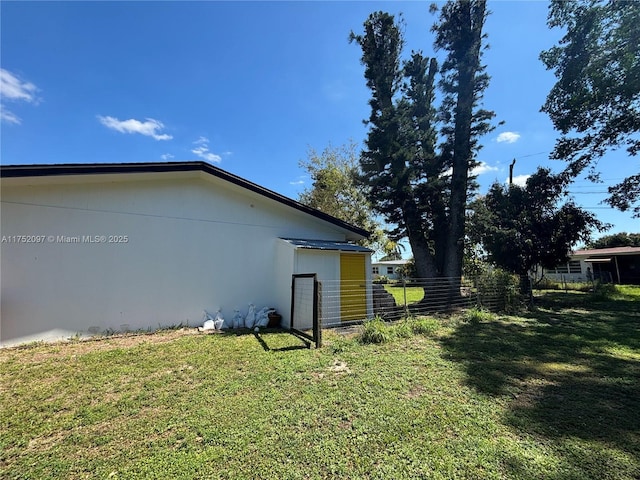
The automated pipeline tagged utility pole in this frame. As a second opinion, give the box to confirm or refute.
[509,158,516,186]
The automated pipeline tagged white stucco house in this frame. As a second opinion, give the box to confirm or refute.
[0,162,373,347]
[541,246,640,285]
[372,259,409,281]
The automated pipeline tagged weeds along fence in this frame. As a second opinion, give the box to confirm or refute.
[312,274,524,328]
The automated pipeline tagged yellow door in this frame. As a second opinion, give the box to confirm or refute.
[340,253,367,321]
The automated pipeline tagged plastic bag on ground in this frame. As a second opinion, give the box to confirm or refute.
[202,310,215,330]
[214,309,225,330]
[232,309,243,329]
[255,307,272,328]
[244,304,256,329]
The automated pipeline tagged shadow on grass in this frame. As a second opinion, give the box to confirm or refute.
[253,331,311,352]
[441,292,640,476]
[219,328,311,352]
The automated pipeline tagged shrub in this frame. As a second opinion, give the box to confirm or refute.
[393,320,414,338]
[407,316,440,336]
[328,336,355,354]
[397,258,417,279]
[590,282,620,302]
[534,277,562,290]
[534,277,592,292]
[359,316,443,344]
[359,317,393,344]
[476,269,521,313]
[462,308,494,324]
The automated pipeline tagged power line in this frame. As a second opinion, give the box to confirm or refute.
[567,190,609,195]
[516,151,548,159]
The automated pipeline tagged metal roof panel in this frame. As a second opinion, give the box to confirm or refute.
[281,238,371,253]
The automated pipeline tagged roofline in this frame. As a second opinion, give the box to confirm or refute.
[0,162,370,238]
[573,247,640,257]
[280,238,372,253]
[372,259,409,264]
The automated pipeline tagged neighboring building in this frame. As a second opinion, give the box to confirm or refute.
[542,246,640,285]
[573,246,640,285]
[1,162,372,346]
[372,259,409,281]
[542,258,586,283]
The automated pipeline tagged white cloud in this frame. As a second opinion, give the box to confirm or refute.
[1,108,22,125]
[192,147,222,163]
[160,153,174,161]
[289,176,306,186]
[496,131,521,144]
[97,115,173,140]
[441,162,498,178]
[510,174,530,187]
[0,69,40,124]
[191,137,221,163]
[0,69,38,103]
[471,162,499,176]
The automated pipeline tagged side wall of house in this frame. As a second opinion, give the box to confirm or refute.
[372,263,401,281]
[0,173,349,345]
[294,249,341,330]
[274,240,296,329]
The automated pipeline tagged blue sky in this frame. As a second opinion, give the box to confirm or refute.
[1,1,637,240]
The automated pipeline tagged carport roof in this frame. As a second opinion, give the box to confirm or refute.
[574,246,640,257]
[281,238,372,253]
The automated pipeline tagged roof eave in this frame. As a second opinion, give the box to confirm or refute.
[0,161,371,240]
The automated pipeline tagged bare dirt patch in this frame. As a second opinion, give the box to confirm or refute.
[327,360,352,375]
[0,328,200,363]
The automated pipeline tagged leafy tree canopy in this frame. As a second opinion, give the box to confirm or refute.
[470,168,607,276]
[540,0,640,216]
[297,141,388,252]
[587,232,640,249]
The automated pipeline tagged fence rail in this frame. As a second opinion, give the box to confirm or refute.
[314,276,524,327]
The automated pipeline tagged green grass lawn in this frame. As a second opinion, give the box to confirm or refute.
[383,284,425,305]
[1,288,639,479]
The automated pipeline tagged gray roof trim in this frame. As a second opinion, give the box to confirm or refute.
[281,238,372,253]
[0,161,370,239]
[372,259,410,265]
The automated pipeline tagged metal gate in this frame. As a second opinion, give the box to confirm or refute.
[290,274,321,348]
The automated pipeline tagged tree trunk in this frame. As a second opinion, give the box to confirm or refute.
[404,221,438,303]
[442,1,486,306]
[409,235,437,279]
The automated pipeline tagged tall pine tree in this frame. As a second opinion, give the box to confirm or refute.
[350,12,445,280]
[351,1,495,286]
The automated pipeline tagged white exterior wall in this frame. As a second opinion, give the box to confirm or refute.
[292,250,373,328]
[1,171,354,346]
[364,254,373,317]
[294,249,340,330]
[538,259,589,283]
[372,262,405,280]
[274,239,296,329]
